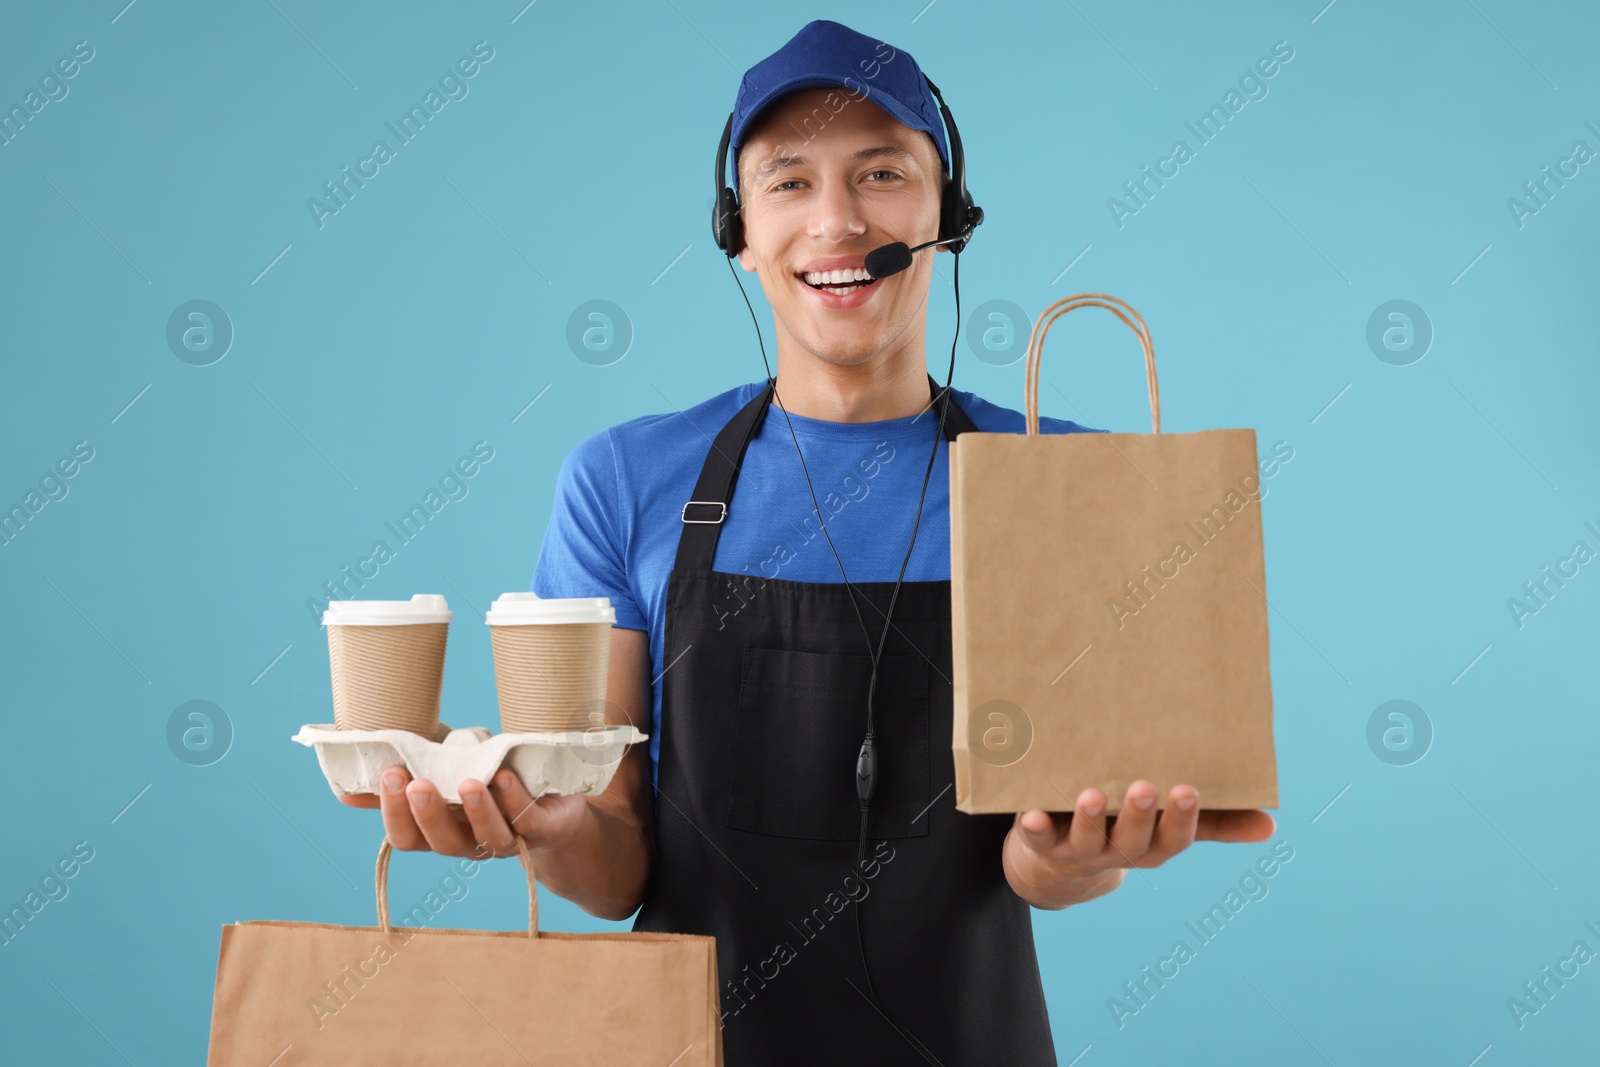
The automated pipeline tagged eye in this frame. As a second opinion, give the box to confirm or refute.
[773,179,805,192]
[865,169,901,182]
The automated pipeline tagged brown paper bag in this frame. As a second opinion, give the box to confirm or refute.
[950,293,1279,815]
[206,836,722,1065]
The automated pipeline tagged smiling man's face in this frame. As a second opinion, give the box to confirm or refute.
[735,86,947,373]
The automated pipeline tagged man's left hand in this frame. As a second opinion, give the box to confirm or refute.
[1001,780,1277,910]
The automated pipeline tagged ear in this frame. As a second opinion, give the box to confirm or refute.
[736,240,755,272]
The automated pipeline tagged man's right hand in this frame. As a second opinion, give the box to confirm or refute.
[333,626,656,920]
[338,767,589,861]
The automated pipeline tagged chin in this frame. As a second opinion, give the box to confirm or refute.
[808,342,883,368]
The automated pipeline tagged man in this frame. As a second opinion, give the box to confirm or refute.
[345,19,1274,1065]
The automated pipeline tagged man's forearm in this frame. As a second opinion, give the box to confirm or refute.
[527,800,654,921]
[1003,831,1126,910]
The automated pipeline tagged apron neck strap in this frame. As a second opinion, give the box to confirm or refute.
[673,373,978,575]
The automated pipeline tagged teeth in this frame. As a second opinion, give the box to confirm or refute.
[802,267,872,285]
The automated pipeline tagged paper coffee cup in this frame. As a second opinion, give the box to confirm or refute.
[487,593,614,733]
[322,595,451,738]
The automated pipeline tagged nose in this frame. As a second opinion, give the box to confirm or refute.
[807,175,868,245]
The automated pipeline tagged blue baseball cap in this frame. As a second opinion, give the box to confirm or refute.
[729,19,949,196]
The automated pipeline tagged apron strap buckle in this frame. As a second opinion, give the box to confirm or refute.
[681,500,727,524]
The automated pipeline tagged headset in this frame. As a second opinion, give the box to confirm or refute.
[709,74,982,1067]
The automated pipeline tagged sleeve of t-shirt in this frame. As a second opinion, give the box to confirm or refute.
[1040,414,1109,435]
[529,428,648,632]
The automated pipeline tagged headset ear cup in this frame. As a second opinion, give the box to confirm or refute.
[714,188,742,258]
[941,181,980,253]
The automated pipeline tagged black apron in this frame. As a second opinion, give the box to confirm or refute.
[633,375,1057,1066]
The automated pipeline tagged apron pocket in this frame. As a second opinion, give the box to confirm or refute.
[726,646,931,840]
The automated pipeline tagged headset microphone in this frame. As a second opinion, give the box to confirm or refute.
[863,218,985,280]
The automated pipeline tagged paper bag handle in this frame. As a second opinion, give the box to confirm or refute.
[1024,293,1161,436]
[376,835,539,937]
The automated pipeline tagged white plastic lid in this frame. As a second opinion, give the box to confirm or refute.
[486,591,615,626]
[322,594,452,626]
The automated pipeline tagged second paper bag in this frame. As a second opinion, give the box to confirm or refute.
[950,293,1279,815]
[206,836,722,1065]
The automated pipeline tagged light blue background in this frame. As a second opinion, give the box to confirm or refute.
[2,1,1596,1063]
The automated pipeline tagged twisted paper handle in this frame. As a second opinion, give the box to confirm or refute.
[1023,293,1160,436]
[377,833,538,937]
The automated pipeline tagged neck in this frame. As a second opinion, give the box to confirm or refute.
[770,348,934,424]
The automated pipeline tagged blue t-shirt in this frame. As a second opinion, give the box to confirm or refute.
[530,378,1105,792]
